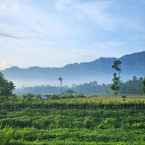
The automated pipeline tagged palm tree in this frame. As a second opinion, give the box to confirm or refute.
[58,77,63,87]
[58,77,63,93]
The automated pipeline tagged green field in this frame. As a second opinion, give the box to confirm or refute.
[0,96,145,145]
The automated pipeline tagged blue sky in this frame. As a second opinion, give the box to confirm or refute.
[0,0,145,68]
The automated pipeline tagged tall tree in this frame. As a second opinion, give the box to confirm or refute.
[111,59,122,95]
[143,77,145,95]
[112,59,122,76]
[58,77,63,87]
[111,73,120,95]
[0,72,15,96]
[58,76,63,93]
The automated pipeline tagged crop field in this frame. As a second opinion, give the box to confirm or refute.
[0,96,145,145]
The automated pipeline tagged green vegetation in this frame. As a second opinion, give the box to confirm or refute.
[0,95,145,145]
[0,72,15,96]
[111,59,122,95]
[143,77,145,94]
[111,73,120,96]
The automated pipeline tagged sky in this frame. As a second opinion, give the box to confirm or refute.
[0,0,145,69]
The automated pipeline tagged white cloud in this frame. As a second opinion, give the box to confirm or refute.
[0,35,127,68]
[0,0,144,67]
[0,0,114,39]
[0,0,20,15]
[55,0,114,29]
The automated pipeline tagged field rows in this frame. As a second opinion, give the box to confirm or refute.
[0,96,145,145]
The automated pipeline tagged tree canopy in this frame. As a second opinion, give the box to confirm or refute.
[111,59,122,95]
[0,72,15,96]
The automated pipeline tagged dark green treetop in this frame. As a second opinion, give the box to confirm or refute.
[111,59,122,95]
[0,72,15,96]
[143,77,145,94]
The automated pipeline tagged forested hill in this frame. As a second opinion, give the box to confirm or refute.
[3,51,145,87]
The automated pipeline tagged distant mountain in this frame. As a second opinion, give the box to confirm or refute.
[3,51,145,87]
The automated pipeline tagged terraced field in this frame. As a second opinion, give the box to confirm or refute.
[0,96,145,145]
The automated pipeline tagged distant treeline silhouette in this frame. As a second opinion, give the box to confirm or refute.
[16,76,145,96]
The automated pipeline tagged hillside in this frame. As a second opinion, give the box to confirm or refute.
[3,51,145,87]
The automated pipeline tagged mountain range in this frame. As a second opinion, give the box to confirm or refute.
[3,51,145,87]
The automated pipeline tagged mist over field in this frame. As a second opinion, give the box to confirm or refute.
[2,51,145,88]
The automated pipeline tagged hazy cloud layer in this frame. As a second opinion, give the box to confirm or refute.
[0,0,145,68]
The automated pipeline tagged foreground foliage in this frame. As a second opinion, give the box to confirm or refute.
[0,95,145,145]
